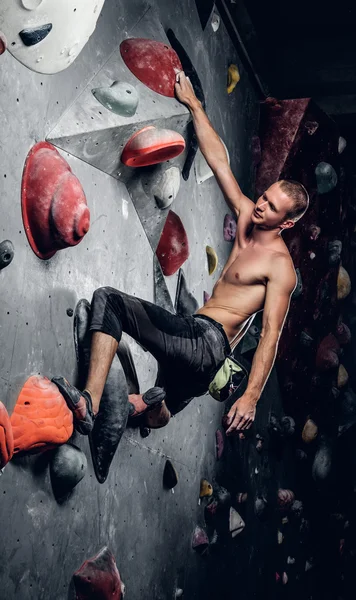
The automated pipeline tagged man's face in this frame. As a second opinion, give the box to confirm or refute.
[0,0,105,74]
[251,182,295,230]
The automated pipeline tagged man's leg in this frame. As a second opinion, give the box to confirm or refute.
[53,286,206,434]
[84,332,118,415]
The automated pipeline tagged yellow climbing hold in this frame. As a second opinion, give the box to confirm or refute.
[337,364,349,388]
[302,418,318,443]
[199,478,213,499]
[206,246,218,275]
[337,265,351,300]
[227,64,240,94]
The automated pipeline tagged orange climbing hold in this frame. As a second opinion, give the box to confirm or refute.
[11,376,73,454]
[121,126,185,168]
[0,401,14,469]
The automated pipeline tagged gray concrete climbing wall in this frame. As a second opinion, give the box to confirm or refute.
[0,1,259,598]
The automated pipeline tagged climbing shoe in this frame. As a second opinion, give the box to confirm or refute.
[128,386,166,418]
[52,376,94,435]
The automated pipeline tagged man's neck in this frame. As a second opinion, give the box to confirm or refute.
[250,225,283,246]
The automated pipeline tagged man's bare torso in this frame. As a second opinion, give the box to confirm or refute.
[197,203,296,343]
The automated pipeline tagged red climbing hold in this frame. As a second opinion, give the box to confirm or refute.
[0,32,7,55]
[0,401,14,469]
[73,546,125,600]
[120,38,183,97]
[277,488,295,510]
[315,334,340,371]
[121,126,185,168]
[10,376,73,454]
[21,141,90,259]
[156,210,189,276]
[191,526,209,554]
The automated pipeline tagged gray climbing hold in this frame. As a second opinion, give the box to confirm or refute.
[315,162,338,194]
[92,81,139,117]
[0,240,14,270]
[300,331,313,347]
[328,240,342,266]
[338,136,347,154]
[229,507,245,537]
[50,443,87,498]
[153,166,181,210]
[292,268,302,299]
[19,23,52,46]
[312,436,333,483]
[255,496,267,518]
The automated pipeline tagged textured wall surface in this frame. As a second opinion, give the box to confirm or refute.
[0,1,259,598]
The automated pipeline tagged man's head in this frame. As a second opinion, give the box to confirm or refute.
[252,180,309,231]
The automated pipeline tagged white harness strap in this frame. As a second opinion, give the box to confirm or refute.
[230,313,256,352]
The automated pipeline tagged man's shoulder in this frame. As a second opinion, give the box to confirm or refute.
[268,249,296,290]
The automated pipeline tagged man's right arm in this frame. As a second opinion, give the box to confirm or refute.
[175,72,253,217]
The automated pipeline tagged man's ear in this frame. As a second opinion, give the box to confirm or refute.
[280,219,295,231]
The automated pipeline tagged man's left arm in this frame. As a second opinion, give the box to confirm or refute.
[226,256,296,436]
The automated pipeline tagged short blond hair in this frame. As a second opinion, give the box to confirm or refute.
[279,179,309,222]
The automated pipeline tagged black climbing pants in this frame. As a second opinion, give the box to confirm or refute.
[89,287,231,414]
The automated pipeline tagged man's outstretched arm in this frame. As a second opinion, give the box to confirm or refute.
[175,72,253,217]
[225,257,296,436]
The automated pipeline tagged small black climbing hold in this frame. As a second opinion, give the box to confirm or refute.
[255,496,268,518]
[19,23,52,47]
[0,240,14,270]
[140,425,151,438]
[66,308,74,317]
[163,459,178,489]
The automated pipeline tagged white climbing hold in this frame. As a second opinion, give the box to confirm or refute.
[153,166,181,209]
[195,138,230,184]
[338,136,347,154]
[229,507,245,537]
[211,12,220,32]
[92,81,139,117]
[0,0,105,74]
[21,0,43,9]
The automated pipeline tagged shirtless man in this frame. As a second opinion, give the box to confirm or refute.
[52,72,308,439]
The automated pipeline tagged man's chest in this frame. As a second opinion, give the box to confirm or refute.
[222,247,269,288]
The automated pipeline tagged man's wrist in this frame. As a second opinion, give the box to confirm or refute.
[188,98,203,113]
[243,391,259,405]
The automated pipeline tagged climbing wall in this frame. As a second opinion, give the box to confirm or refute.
[0,1,259,598]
